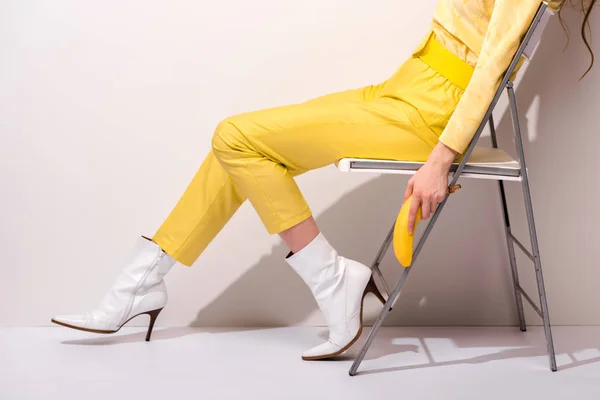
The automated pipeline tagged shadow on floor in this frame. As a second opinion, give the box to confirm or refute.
[349,326,600,375]
[61,325,600,374]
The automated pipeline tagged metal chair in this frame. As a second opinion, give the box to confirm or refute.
[337,2,558,376]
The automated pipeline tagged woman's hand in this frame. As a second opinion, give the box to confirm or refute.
[404,142,458,234]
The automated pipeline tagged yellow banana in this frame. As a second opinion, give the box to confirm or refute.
[393,185,461,267]
[393,195,421,268]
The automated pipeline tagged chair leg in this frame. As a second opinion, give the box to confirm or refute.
[488,115,527,332]
[521,179,557,371]
[349,261,408,376]
[349,226,396,376]
[508,85,557,372]
[349,191,452,376]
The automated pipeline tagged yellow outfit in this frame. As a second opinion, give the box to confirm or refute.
[154,0,558,266]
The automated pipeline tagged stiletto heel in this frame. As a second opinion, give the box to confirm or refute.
[145,308,163,342]
[364,277,387,306]
[52,237,175,341]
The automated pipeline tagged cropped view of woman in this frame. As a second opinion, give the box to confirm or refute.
[52,0,596,361]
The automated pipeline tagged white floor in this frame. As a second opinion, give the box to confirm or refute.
[1,326,600,400]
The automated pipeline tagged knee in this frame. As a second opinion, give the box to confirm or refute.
[211,118,242,155]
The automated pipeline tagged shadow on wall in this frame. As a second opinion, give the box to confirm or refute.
[189,172,512,328]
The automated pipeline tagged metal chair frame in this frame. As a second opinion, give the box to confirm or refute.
[339,2,558,376]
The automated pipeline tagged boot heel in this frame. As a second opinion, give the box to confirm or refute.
[364,277,387,306]
[145,308,163,342]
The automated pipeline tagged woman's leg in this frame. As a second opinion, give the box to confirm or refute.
[279,216,320,254]
[277,82,386,252]
[153,84,384,266]
[152,152,246,266]
[50,86,382,337]
[206,95,437,360]
[209,95,436,238]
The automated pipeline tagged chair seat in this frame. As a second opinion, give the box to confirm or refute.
[337,147,522,181]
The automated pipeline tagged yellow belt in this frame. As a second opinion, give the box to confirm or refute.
[417,34,474,91]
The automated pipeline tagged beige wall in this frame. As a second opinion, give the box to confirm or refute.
[1,1,599,327]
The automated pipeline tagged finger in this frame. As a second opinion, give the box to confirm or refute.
[437,192,447,208]
[421,198,431,220]
[430,198,437,217]
[404,178,414,201]
[408,195,421,234]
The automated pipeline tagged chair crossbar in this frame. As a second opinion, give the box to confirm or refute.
[516,285,544,318]
[510,232,535,262]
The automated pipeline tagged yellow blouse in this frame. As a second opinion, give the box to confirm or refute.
[428,0,562,154]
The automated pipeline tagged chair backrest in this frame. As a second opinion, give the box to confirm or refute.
[523,3,556,59]
[450,1,553,183]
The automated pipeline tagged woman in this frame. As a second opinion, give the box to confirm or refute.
[52,0,595,360]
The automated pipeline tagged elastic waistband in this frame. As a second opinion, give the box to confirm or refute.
[416,33,474,91]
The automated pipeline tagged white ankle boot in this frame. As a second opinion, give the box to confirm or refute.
[286,234,386,360]
[52,236,176,341]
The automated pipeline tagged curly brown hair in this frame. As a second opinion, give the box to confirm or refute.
[559,0,598,79]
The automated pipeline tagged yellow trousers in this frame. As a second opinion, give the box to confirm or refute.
[154,33,468,266]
